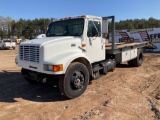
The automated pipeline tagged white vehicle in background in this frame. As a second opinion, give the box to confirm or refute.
[35,34,46,39]
[0,39,16,49]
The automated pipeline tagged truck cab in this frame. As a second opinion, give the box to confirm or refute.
[45,15,106,64]
[16,15,147,98]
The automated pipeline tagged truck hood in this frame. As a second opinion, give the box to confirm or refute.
[20,36,81,46]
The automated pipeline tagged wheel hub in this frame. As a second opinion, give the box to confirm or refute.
[74,78,81,87]
[72,71,84,89]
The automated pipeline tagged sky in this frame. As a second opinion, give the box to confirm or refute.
[0,0,160,21]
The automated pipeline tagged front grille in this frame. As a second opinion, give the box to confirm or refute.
[19,45,40,63]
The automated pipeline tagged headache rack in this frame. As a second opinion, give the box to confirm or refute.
[102,16,150,54]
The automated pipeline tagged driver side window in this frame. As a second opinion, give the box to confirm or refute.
[87,21,101,37]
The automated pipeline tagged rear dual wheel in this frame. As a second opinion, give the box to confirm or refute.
[128,49,143,67]
[59,62,89,99]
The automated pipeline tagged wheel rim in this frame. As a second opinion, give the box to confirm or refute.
[71,71,85,90]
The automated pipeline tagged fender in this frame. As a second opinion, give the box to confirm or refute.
[43,50,91,74]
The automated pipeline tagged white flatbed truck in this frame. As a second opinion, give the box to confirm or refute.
[15,15,150,98]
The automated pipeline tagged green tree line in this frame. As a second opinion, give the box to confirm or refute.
[0,16,160,39]
[114,17,160,30]
[0,16,54,39]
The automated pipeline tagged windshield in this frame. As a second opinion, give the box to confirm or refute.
[46,18,84,37]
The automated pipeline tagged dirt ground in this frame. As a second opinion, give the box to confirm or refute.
[0,47,160,120]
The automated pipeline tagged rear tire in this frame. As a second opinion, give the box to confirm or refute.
[128,49,143,67]
[59,62,89,99]
[132,49,143,67]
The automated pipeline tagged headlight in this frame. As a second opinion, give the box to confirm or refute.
[48,64,63,72]
[48,65,53,71]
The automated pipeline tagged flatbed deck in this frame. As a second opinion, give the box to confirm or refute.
[105,42,149,54]
[105,42,148,49]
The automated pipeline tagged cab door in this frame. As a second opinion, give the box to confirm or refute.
[86,19,105,63]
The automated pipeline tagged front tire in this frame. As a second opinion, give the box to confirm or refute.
[59,62,89,99]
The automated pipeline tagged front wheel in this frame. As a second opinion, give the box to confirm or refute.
[59,62,89,99]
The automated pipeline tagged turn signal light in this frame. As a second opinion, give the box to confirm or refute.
[82,43,86,47]
[82,41,86,47]
[53,64,63,72]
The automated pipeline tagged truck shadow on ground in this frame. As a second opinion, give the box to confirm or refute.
[0,48,15,50]
[0,70,68,103]
[116,63,133,68]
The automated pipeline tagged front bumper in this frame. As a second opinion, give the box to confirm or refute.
[21,68,60,83]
